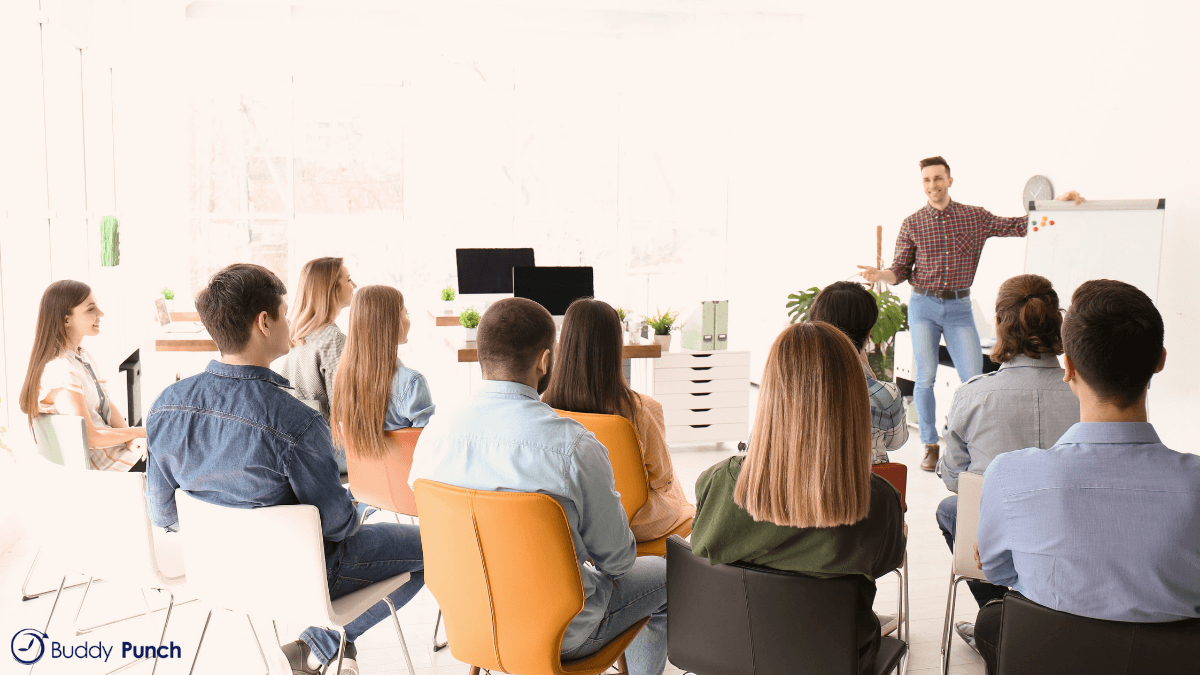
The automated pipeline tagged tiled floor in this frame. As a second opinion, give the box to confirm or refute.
[0,378,988,675]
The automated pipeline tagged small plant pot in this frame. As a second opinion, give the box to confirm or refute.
[464,327,478,344]
[654,333,672,350]
[441,300,456,316]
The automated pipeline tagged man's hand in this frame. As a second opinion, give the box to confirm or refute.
[857,265,897,285]
[973,542,982,570]
[1055,190,1086,205]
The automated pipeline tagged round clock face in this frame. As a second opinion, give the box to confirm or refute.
[1023,175,1054,212]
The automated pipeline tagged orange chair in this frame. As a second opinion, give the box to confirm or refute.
[553,409,693,557]
[344,428,422,517]
[413,479,648,675]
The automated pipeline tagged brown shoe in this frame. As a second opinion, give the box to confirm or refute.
[920,444,939,472]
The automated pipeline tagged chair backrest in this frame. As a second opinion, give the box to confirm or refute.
[174,489,334,626]
[871,462,907,512]
[414,479,585,675]
[32,457,177,587]
[666,535,875,675]
[32,414,90,469]
[997,593,1200,675]
[953,471,986,580]
[552,409,649,521]
[345,428,422,516]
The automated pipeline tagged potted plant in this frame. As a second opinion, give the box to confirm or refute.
[440,287,457,315]
[616,307,629,335]
[786,286,908,380]
[643,309,678,350]
[460,306,481,343]
[161,287,176,313]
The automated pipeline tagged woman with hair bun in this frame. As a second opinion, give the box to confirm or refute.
[934,273,1081,643]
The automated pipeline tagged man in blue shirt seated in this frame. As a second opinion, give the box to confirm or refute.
[409,297,668,675]
[973,279,1200,672]
[145,263,424,675]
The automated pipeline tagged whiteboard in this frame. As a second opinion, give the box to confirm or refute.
[1023,199,1165,307]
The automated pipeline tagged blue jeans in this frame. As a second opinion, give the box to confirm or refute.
[301,523,426,664]
[908,293,983,445]
[560,557,668,675]
[935,496,1007,608]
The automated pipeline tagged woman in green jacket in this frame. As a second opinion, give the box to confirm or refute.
[691,321,905,674]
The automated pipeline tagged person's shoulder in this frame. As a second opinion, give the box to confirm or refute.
[632,391,663,418]
[392,361,427,390]
[868,472,903,510]
[40,355,74,382]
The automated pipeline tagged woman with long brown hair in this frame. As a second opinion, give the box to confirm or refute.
[273,256,357,422]
[330,285,434,461]
[541,298,695,542]
[20,280,147,471]
[690,321,905,674]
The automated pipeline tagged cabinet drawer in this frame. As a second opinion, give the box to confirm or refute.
[653,378,748,395]
[665,422,749,444]
[663,407,747,426]
[657,351,750,369]
[654,365,749,382]
[656,391,748,411]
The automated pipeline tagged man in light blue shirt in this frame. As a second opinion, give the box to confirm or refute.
[974,279,1200,672]
[409,298,667,675]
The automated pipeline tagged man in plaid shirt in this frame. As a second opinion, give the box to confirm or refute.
[858,157,1083,471]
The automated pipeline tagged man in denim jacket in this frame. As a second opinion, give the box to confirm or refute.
[146,263,423,675]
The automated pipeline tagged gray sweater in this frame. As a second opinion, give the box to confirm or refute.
[272,324,346,423]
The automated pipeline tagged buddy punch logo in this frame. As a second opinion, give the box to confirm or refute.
[9,629,183,666]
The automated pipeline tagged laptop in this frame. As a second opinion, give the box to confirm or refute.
[156,298,205,333]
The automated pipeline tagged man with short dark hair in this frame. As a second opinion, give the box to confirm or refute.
[971,279,1200,672]
[857,157,1084,471]
[809,281,908,462]
[409,298,668,675]
[146,263,424,675]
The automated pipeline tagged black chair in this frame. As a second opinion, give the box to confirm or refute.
[996,594,1200,675]
[666,536,905,675]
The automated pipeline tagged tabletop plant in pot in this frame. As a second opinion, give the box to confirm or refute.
[460,306,481,343]
[643,309,678,350]
[616,307,628,335]
[440,287,456,315]
[161,287,176,313]
[786,286,908,380]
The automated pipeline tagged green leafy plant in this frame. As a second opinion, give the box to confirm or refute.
[642,309,678,336]
[440,286,456,302]
[786,286,908,380]
[459,306,481,329]
[616,307,627,322]
[160,287,175,301]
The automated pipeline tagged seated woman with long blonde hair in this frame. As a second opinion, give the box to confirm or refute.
[541,298,695,542]
[690,321,905,675]
[330,286,434,461]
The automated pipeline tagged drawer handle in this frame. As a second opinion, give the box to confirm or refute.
[691,354,712,358]
[689,393,711,397]
[690,409,711,413]
[690,380,712,384]
[689,424,712,429]
[691,366,713,371]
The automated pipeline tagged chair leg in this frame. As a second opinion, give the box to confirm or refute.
[78,599,199,635]
[383,597,417,675]
[245,613,272,675]
[21,547,92,601]
[617,653,629,674]
[901,552,911,675]
[432,609,448,651]
[71,576,97,626]
[325,630,347,675]
[102,589,177,675]
[188,609,214,675]
[941,576,969,675]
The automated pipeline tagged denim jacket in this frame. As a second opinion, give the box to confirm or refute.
[145,361,359,550]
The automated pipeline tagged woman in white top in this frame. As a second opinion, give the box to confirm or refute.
[19,280,146,471]
[273,256,357,422]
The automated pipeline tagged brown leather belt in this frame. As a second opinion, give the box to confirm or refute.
[912,287,970,300]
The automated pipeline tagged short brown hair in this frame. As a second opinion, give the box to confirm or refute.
[476,297,556,379]
[1062,280,1163,408]
[990,274,1063,363]
[919,155,950,176]
[809,281,878,351]
[196,263,287,354]
[735,322,872,528]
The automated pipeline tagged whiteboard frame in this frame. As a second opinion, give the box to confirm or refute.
[1029,198,1165,212]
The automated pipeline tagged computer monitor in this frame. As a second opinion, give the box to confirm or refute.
[455,248,535,295]
[512,266,595,316]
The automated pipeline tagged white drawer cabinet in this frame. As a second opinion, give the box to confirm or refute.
[646,350,750,445]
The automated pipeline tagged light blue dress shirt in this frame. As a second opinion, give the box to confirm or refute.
[979,422,1200,622]
[383,361,435,430]
[408,380,636,652]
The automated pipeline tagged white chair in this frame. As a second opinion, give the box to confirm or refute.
[26,456,186,675]
[940,471,988,675]
[21,415,91,601]
[174,489,418,675]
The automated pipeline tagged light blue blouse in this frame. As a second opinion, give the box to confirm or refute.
[383,361,435,430]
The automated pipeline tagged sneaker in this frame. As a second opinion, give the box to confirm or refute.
[335,642,359,675]
[877,613,898,637]
[954,621,980,655]
[279,640,358,675]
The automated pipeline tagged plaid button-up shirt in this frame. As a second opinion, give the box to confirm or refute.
[889,200,1028,291]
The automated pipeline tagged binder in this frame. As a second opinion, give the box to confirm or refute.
[680,302,715,351]
[713,300,729,350]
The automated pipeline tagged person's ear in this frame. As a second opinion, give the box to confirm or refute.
[255,311,271,338]
[1155,348,1166,374]
[537,348,552,376]
[947,175,954,188]
[1063,354,1075,383]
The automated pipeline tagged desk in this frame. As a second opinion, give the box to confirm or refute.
[427,309,461,327]
[155,335,217,352]
[443,336,661,363]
